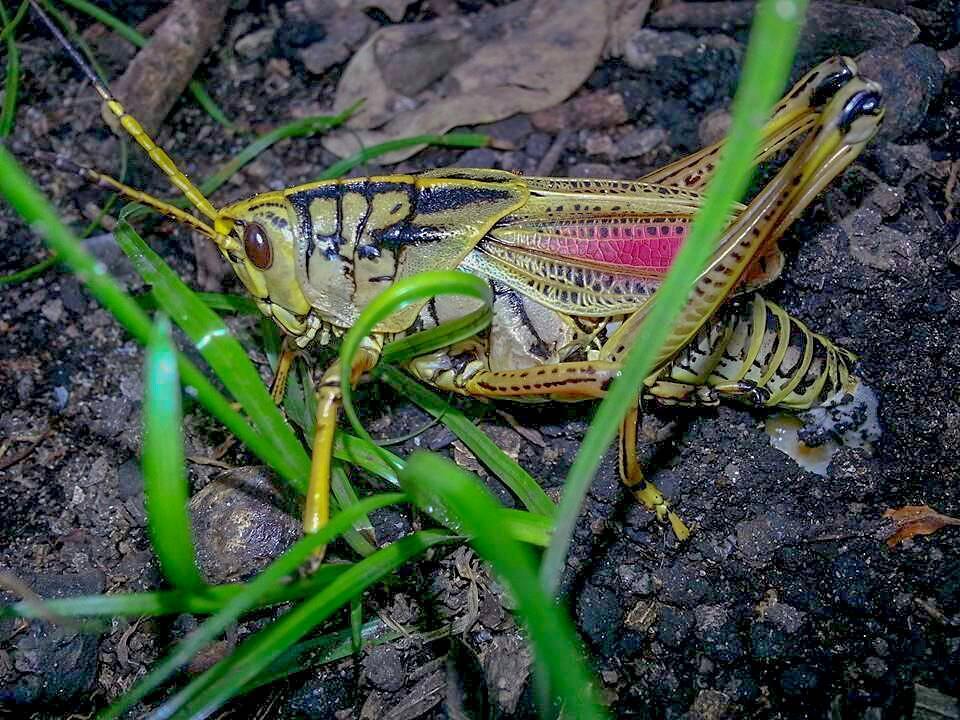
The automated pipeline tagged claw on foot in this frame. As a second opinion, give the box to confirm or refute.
[634,481,691,541]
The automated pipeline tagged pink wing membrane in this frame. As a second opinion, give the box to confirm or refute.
[493,217,689,275]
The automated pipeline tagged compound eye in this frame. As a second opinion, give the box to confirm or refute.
[243,222,273,270]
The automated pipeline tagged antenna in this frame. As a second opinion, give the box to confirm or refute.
[30,0,219,223]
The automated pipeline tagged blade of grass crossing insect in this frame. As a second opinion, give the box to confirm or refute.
[102,492,407,720]
[114,220,310,488]
[150,531,455,720]
[136,291,260,315]
[400,452,607,718]
[58,0,234,128]
[338,270,492,471]
[0,0,21,137]
[381,366,555,517]
[143,315,206,592]
[380,305,492,365]
[0,150,301,494]
[540,0,809,595]
[318,133,489,180]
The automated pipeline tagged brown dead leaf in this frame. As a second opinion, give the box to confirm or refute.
[882,504,960,548]
[323,0,609,163]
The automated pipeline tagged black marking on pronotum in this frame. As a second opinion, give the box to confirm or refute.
[416,185,514,216]
[289,184,341,279]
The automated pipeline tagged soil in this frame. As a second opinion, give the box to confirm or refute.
[1,1,959,718]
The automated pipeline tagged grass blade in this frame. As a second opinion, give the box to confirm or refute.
[381,366,555,517]
[151,530,454,720]
[400,452,607,718]
[114,220,310,489]
[195,102,362,197]
[0,0,21,137]
[102,492,408,720]
[0,149,299,507]
[2,565,353,619]
[539,0,809,594]
[318,133,490,180]
[135,291,259,315]
[143,314,205,592]
[338,270,492,471]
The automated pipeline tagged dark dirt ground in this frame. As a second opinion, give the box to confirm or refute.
[2,0,960,718]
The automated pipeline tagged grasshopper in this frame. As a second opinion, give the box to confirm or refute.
[32,3,883,541]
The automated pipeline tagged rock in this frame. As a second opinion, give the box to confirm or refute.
[289,670,352,719]
[688,689,732,720]
[189,467,301,584]
[650,2,920,64]
[300,40,352,74]
[565,162,616,178]
[39,298,63,324]
[298,0,373,74]
[750,622,789,660]
[735,514,801,567]
[856,45,946,140]
[235,27,276,60]
[0,571,104,706]
[617,127,669,159]
[275,5,326,61]
[830,554,875,613]
[524,132,553,159]
[780,664,821,696]
[698,109,731,146]
[480,633,531,714]
[623,28,699,71]
[482,115,533,146]
[657,562,710,607]
[756,599,806,635]
[583,132,617,158]
[656,606,693,648]
[842,206,916,272]
[363,646,404,692]
[530,90,627,133]
[695,604,744,663]
[577,582,622,653]
[453,148,498,169]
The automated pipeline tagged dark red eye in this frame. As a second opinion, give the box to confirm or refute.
[243,222,272,270]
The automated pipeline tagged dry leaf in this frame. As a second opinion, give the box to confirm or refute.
[882,504,960,548]
[323,0,609,163]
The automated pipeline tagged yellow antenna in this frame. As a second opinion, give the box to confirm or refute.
[35,151,218,239]
[30,0,219,223]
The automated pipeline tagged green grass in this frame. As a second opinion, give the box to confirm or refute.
[0,0,807,715]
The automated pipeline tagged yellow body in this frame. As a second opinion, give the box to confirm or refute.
[33,11,883,544]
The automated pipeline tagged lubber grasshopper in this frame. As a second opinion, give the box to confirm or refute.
[30,2,883,542]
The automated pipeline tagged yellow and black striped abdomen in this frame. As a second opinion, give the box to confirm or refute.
[658,294,857,411]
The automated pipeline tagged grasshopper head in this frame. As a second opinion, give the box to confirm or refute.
[215,195,316,339]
